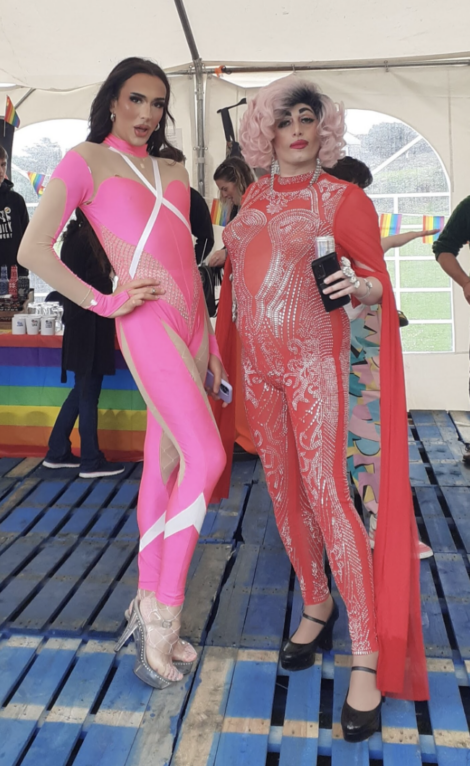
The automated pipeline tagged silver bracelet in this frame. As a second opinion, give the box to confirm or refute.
[78,287,92,307]
[357,279,373,299]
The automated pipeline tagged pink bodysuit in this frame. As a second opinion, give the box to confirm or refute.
[29,134,226,605]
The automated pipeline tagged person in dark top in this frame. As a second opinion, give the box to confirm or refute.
[433,195,470,465]
[0,145,29,277]
[206,156,255,270]
[158,147,214,263]
[208,156,258,471]
[324,155,374,188]
[42,209,125,478]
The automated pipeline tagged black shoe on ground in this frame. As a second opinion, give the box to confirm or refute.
[43,454,81,469]
[280,600,339,671]
[79,459,125,479]
[341,666,382,742]
[398,311,409,328]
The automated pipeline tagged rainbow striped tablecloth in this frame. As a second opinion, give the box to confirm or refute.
[0,333,145,460]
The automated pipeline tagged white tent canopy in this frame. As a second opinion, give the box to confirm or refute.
[1,0,470,410]
[1,0,469,89]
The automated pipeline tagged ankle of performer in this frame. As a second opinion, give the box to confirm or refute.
[137,588,155,600]
[352,650,379,668]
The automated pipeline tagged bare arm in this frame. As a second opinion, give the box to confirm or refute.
[381,229,440,254]
[329,187,385,306]
[18,148,162,317]
[437,251,470,305]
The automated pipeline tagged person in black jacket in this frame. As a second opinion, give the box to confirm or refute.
[0,146,29,277]
[42,209,125,478]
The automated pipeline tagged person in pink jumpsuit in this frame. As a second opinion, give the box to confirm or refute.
[18,57,226,689]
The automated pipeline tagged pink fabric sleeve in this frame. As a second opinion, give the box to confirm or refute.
[18,149,129,317]
[208,332,222,361]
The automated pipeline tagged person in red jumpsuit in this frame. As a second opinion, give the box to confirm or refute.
[220,76,428,741]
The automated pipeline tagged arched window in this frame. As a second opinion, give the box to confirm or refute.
[12,119,88,298]
[345,110,452,353]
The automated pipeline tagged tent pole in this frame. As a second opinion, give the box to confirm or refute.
[167,57,470,77]
[13,88,35,110]
[173,0,205,196]
[193,60,205,198]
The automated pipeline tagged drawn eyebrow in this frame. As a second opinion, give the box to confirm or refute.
[277,106,314,119]
[130,92,165,104]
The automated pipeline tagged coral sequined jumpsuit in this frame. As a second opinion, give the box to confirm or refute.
[224,172,380,654]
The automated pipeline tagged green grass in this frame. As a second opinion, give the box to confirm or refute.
[400,292,452,320]
[399,238,439,258]
[372,199,394,215]
[397,197,449,215]
[401,323,453,353]
[399,260,451,288]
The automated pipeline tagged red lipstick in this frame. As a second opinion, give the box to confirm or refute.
[290,140,308,149]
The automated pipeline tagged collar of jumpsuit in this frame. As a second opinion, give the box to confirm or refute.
[103,133,149,158]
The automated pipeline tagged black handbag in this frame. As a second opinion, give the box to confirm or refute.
[198,263,217,317]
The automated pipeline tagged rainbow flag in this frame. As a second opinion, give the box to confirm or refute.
[211,198,229,227]
[0,334,146,461]
[27,172,46,197]
[422,215,445,243]
[4,96,20,128]
[379,213,402,237]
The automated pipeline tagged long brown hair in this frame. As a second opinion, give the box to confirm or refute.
[87,57,175,157]
[62,209,111,275]
[213,156,255,197]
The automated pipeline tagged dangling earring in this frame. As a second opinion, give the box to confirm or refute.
[308,156,322,187]
[270,155,280,196]
[110,112,116,123]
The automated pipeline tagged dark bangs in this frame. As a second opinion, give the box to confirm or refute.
[281,85,324,120]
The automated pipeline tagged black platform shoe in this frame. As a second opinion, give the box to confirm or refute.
[341,666,382,742]
[398,310,409,328]
[280,600,339,671]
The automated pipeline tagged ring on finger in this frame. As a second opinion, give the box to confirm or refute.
[151,288,156,295]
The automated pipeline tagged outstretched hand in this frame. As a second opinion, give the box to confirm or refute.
[420,228,441,238]
[110,279,165,318]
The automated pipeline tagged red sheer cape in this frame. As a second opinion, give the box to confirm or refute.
[212,179,429,701]
[210,255,236,502]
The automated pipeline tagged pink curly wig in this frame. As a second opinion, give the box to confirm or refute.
[240,75,345,169]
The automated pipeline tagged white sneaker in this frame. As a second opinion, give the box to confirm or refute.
[79,459,125,478]
[417,540,434,559]
[368,513,433,559]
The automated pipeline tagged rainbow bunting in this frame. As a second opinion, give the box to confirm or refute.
[210,198,229,227]
[27,172,46,197]
[422,215,445,243]
[379,213,402,237]
[4,96,20,129]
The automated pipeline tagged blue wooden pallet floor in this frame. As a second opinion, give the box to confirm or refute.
[0,410,469,765]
